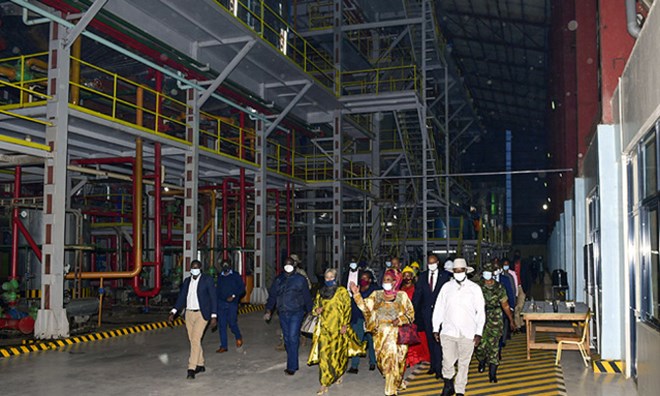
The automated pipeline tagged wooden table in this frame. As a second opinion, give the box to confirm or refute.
[522,301,589,359]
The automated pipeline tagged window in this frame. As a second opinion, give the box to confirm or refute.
[648,206,659,323]
[643,134,657,197]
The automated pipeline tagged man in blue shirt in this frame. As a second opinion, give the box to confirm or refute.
[264,257,313,375]
[169,259,217,379]
[216,258,246,353]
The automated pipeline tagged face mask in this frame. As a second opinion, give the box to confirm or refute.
[284,264,294,273]
[503,265,510,271]
[482,271,493,281]
[222,266,231,273]
[325,279,336,287]
[428,263,438,271]
[385,261,392,268]
[382,282,393,291]
[453,272,467,282]
[190,268,201,277]
[359,279,370,287]
[349,262,358,270]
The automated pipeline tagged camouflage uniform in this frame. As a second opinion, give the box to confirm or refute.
[475,280,507,365]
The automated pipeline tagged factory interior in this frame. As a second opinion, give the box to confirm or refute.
[0,0,658,395]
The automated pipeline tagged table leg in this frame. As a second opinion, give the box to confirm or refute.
[526,318,531,359]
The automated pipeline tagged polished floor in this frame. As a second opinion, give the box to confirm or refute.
[0,311,639,396]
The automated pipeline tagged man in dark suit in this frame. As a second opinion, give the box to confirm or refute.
[413,254,452,378]
[169,259,217,379]
[216,258,246,353]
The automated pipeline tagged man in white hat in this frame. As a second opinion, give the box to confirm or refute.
[431,258,485,396]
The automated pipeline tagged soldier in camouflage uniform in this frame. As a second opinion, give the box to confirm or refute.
[475,261,516,383]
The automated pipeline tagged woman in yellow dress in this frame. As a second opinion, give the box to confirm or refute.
[308,268,366,395]
[350,269,415,396]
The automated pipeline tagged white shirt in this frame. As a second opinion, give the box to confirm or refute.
[432,278,485,339]
[187,276,201,310]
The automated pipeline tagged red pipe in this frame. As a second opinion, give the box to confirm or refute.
[14,217,42,262]
[240,168,247,283]
[222,177,229,261]
[275,190,281,275]
[286,182,292,256]
[132,142,162,299]
[10,166,21,280]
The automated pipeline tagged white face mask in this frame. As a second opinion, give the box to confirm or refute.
[385,261,392,268]
[284,264,294,273]
[503,265,510,271]
[482,271,493,281]
[382,282,393,291]
[453,272,467,282]
[190,268,201,277]
[428,263,438,271]
[349,262,358,270]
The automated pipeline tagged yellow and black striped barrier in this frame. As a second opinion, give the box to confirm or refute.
[592,360,623,374]
[0,304,265,358]
[401,334,567,396]
[23,288,94,299]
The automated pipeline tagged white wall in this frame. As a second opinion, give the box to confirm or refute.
[574,178,587,303]
[597,124,625,360]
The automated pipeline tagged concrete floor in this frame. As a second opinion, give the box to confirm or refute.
[0,311,640,396]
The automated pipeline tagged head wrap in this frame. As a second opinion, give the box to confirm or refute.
[383,268,403,296]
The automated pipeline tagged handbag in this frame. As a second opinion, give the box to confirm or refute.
[397,323,421,345]
[300,313,319,335]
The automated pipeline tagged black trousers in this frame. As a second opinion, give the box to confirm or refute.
[424,322,443,373]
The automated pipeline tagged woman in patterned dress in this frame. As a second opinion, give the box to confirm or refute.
[350,269,416,396]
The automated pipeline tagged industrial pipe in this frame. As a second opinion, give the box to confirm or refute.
[275,190,281,274]
[210,190,216,266]
[626,0,641,38]
[132,142,162,299]
[70,36,81,105]
[240,168,247,283]
[10,166,21,280]
[65,138,144,280]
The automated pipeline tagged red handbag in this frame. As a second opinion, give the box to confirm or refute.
[397,323,421,345]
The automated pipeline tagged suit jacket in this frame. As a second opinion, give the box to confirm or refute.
[174,274,218,321]
[412,270,452,331]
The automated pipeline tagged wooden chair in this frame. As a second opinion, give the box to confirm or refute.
[555,313,591,367]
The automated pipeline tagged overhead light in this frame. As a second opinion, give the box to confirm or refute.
[542,203,548,210]
[164,186,170,192]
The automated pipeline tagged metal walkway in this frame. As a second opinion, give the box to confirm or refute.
[401,333,567,396]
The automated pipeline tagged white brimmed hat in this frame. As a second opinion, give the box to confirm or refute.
[452,258,474,273]
[444,259,453,271]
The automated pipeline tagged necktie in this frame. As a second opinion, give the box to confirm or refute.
[429,271,435,290]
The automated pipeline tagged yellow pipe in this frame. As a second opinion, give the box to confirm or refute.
[65,138,144,280]
[136,86,144,126]
[70,37,81,105]
[26,58,48,71]
[0,65,16,80]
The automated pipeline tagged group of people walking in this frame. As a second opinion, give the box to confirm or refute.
[170,252,530,396]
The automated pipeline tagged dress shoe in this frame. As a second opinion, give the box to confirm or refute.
[348,367,359,374]
[216,347,228,353]
[186,370,195,379]
[478,360,486,373]
[456,394,464,396]
[435,372,443,379]
[369,364,376,371]
[426,368,436,375]
[440,378,454,396]
[194,366,205,373]
[284,369,296,375]
[236,339,243,348]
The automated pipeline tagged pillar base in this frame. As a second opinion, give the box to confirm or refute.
[250,287,269,305]
[34,309,70,339]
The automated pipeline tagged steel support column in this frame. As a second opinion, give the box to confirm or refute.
[421,0,429,263]
[35,20,70,339]
[183,88,200,277]
[332,110,343,275]
[251,119,268,304]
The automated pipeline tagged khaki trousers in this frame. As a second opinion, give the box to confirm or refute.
[440,334,475,394]
[514,286,526,328]
[185,310,208,370]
